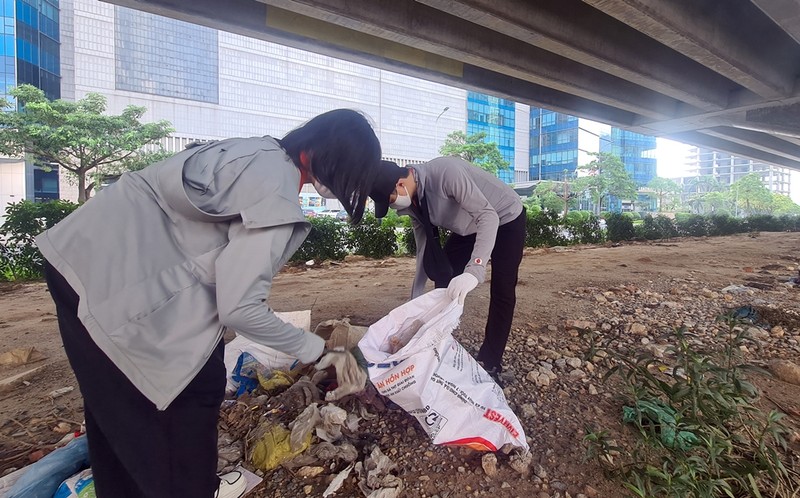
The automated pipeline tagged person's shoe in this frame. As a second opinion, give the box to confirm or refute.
[478,361,505,388]
[215,471,246,498]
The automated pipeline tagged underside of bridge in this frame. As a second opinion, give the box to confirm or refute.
[106,0,800,170]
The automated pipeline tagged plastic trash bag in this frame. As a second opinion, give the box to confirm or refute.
[249,423,312,471]
[53,468,95,498]
[622,399,698,450]
[359,289,528,452]
[8,435,89,498]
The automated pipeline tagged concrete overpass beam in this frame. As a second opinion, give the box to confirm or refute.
[259,0,689,119]
[744,103,800,138]
[668,131,800,171]
[702,126,800,161]
[584,0,800,99]
[751,0,800,45]
[417,0,739,111]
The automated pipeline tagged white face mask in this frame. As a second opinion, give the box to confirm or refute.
[389,184,412,210]
[312,179,337,199]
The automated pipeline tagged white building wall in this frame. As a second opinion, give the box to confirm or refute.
[0,159,26,216]
[513,103,530,183]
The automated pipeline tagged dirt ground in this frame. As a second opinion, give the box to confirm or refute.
[1,232,799,497]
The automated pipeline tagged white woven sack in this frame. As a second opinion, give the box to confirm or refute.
[359,289,528,451]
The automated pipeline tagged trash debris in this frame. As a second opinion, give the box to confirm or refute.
[297,466,324,478]
[249,423,312,471]
[257,369,294,392]
[314,318,368,350]
[231,352,265,396]
[290,403,322,452]
[622,399,698,450]
[8,436,89,498]
[0,347,47,367]
[720,285,751,294]
[315,349,368,401]
[322,463,353,497]
[223,310,310,393]
[53,468,94,498]
[49,386,74,399]
[356,446,403,498]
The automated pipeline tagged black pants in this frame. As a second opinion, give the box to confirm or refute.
[45,261,225,498]
[437,208,526,369]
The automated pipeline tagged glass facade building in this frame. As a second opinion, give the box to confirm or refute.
[0,0,60,216]
[529,108,578,181]
[15,0,59,99]
[609,128,656,187]
[466,91,515,184]
[114,7,218,103]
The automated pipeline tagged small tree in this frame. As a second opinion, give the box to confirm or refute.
[770,193,800,216]
[573,152,636,214]
[647,177,681,212]
[730,173,772,216]
[439,131,510,175]
[0,85,174,202]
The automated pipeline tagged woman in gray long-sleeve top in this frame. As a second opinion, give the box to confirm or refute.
[36,109,381,498]
[369,158,526,386]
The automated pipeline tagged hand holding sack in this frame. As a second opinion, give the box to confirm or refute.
[446,273,478,305]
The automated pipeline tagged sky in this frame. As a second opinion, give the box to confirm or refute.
[656,138,800,203]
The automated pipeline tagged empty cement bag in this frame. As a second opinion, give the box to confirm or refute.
[359,289,528,452]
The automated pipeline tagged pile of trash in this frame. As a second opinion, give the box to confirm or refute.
[218,315,405,497]
[219,291,531,496]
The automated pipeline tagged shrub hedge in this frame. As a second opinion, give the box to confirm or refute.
[2,198,799,282]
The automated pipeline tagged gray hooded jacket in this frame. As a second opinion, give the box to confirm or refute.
[36,137,324,410]
[396,157,523,297]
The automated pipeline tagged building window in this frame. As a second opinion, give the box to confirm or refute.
[33,166,59,201]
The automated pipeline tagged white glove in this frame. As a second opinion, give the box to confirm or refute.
[446,273,479,305]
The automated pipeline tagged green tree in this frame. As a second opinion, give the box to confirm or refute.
[0,85,174,202]
[701,191,730,214]
[730,173,772,216]
[769,192,800,216]
[439,131,510,175]
[573,152,637,214]
[646,177,681,212]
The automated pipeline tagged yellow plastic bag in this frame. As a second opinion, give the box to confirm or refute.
[249,424,311,471]
[257,369,294,392]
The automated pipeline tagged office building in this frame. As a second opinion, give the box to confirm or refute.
[688,147,791,195]
[0,0,61,213]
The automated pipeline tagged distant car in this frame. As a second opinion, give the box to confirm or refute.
[302,207,325,218]
[318,209,348,221]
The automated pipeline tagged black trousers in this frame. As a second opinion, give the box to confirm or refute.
[44,261,225,498]
[437,208,526,369]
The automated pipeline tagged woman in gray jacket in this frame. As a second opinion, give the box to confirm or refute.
[369,158,526,386]
[36,109,381,498]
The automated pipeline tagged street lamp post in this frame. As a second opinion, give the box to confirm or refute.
[435,106,450,155]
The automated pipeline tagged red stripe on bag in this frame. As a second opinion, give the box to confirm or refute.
[441,437,498,452]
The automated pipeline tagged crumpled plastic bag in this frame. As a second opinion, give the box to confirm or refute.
[231,352,263,396]
[249,423,312,471]
[622,399,698,450]
[356,446,403,498]
[53,469,95,498]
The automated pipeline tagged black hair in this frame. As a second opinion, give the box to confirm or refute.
[280,109,381,223]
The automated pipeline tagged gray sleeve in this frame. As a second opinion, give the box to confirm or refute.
[440,164,499,283]
[410,216,429,299]
[215,220,324,363]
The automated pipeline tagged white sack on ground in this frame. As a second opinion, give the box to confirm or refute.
[359,289,528,452]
